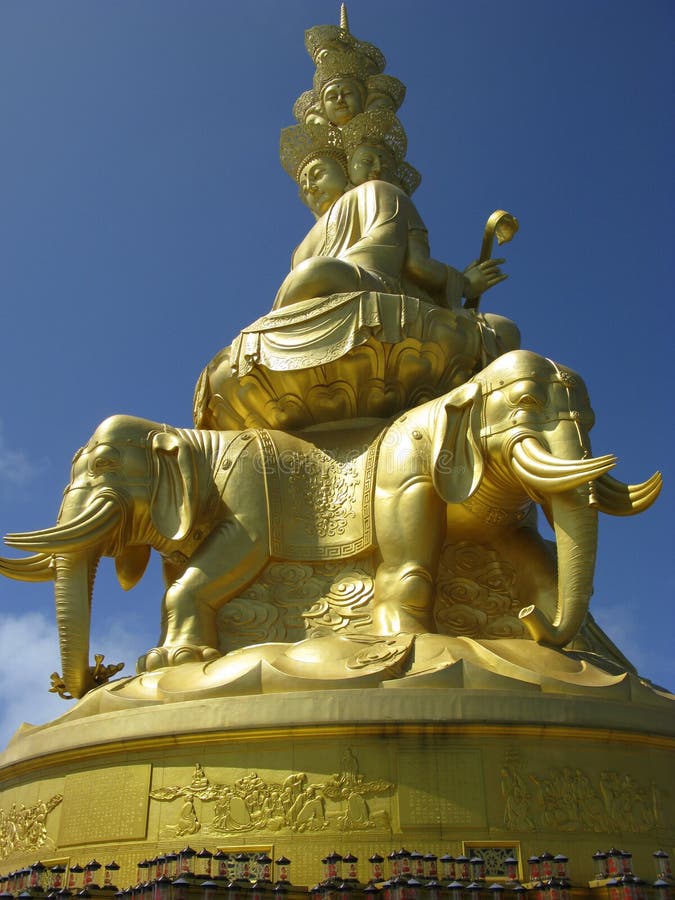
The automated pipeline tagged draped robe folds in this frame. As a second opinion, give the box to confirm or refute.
[194,181,499,430]
[281,179,466,305]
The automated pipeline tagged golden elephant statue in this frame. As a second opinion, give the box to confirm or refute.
[0,350,660,699]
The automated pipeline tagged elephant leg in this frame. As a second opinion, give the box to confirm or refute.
[373,479,446,635]
[139,517,268,671]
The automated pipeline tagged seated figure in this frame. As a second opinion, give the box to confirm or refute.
[194,126,519,432]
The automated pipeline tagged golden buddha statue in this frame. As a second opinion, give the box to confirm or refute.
[194,15,520,433]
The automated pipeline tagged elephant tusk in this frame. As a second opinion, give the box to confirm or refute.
[511,441,617,494]
[4,496,122,553]
[0,552,55,583]
[517,437,617,471]
[593,470,663,516]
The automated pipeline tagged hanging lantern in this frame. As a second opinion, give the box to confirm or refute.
[399,852,412,880]
[593,852,608,881]
[325,853,343,884]
[364,884,380,900]
[274,858,291,886]
[424,856,438,883]
[425,879,441,900]
[465,881,483,899]
[84,864,101,892]
[196,851,213,881]
[539,854,553,882]
[470,859,486,883]
[200,880,219,900]
[439,857,456,884]
[234,855,251,884]
[503,857,518,883]
[30,862,47,893]
[50,867,66,892]
[488,885,505,899]
[607,850,623,879]
[388,854,399,881]
[619,853,633,878]
[528,858,541,883]
[455,857,470,885]
[343,855,358,884]
[213,853,230,883]
[369,855,385,884]
[165,855,179,881]
[104,862,120,892]
[255,855,272,885]
[653,852,672,881]
[552,857,568,881]
[410,855,424,882]
[178,849,196,878]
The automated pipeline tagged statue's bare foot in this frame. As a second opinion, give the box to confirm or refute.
[137,645,221,673]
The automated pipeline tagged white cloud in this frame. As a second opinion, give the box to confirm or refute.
[0,612,73,747]
[0,420,44,488]
[0,611,151,750]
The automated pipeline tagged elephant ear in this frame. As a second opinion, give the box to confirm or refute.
[150,432,198,542]
[431,380,484,504]
[115,544,151,591]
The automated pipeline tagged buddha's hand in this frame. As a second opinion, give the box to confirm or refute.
[463,257,507,299]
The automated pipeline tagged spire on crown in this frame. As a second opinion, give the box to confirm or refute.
[282,5,421,196]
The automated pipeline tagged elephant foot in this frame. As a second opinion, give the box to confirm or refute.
[137,644,221,673]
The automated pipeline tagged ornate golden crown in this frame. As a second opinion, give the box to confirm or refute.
[341,110,421,195]
[279,123,346,183]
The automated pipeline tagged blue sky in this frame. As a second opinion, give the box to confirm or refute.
[1,1,673,744]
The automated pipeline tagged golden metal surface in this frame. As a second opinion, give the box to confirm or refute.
[0,6,665,722]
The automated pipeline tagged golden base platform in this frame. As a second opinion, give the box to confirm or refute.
[1,639,673,887]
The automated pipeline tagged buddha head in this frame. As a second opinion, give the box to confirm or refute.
[341,109,420,193]
[279,123,348,217]
[298,154,349,217]
[348,142,398,186]
[320,75,367,126]
[313,50,370,128]
[293,90,328,127]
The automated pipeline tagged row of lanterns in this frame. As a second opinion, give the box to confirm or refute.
[0,852,290,897]
[0,848,671,899]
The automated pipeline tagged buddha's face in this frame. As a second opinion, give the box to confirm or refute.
[299,156,348,217]
[321,78,365,126]
[348,143,398,186]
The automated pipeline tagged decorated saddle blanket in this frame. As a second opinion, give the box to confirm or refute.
[256,421,385,561]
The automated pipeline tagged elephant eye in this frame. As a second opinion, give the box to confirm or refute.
[89,445,121,474]
[506,380,546,409]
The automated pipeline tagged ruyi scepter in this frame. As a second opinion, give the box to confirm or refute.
[464,209,519,310]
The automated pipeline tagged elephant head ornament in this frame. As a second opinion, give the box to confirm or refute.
[1,351,661,699]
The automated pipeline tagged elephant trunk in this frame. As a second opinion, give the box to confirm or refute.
[53,553,99,699]
[519,488,598,646]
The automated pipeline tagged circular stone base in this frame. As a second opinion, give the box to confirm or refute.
[1,676,673,887]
